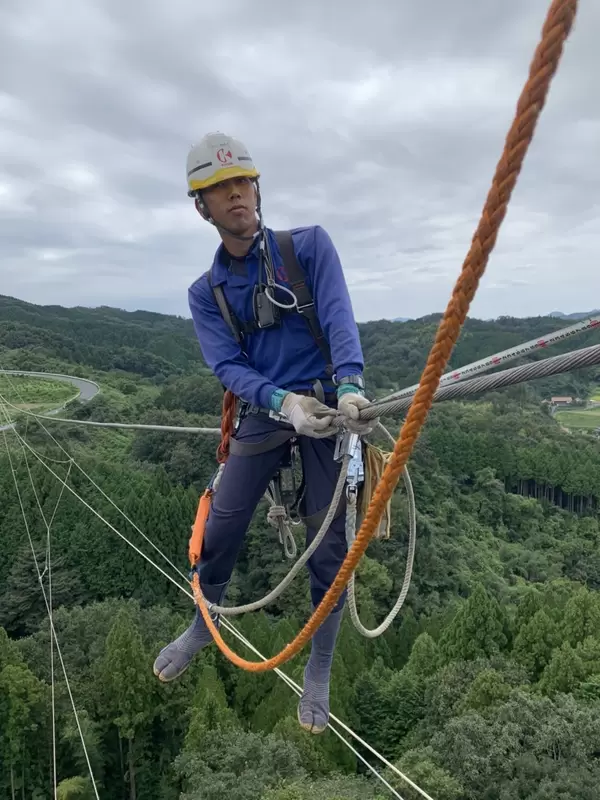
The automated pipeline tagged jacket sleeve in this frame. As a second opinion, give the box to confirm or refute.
[188,277,281,408]
[306,225,364,380]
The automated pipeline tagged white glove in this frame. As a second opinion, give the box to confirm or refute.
[337,392,377,435]
[280,392,337,438]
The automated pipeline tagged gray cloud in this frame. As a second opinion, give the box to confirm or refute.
[1,0,598,323]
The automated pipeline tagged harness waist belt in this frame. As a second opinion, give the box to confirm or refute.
[228,428,297,457]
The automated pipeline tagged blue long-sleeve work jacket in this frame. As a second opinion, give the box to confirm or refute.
[188,225,364,409]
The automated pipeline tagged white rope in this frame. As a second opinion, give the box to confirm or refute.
[3,424,435,800]
[21,445,72,800]
[13,407,348,621]
[1,431,101,800]
[3,378,340,628]
[5,420,192,599]
[4,404,201,608]
[2,396,221,435]
[217,616,406,800]
[2,374,305,596]
[0,376,435,798]
[266,501,298,559]
[207,457,349,616]
[344,425,417,638]
[0,376,193,586]
[218,616,436,800]
[4,372,415,635]
[1,397,73,799]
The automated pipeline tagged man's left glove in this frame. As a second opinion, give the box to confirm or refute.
[280,392,338,438]
[337,388,378,435]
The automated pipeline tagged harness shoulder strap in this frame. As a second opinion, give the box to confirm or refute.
[209,267,256,345]
[273,230,333,375]
[211,274,242,344]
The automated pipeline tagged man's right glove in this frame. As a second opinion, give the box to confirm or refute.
[337,391,377,435]
[280,392,337,438]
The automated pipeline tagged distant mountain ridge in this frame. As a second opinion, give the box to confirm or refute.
[547,310,600,320]
[389,311,600,323]
[2,295,600,391]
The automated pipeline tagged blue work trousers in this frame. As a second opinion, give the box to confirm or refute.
[197,411,348,611]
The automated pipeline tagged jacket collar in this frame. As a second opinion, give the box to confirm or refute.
[210,230,265,287]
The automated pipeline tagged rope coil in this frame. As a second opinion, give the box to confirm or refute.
[345,427,418,638]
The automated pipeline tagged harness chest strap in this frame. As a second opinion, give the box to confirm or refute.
[210,230,334,375]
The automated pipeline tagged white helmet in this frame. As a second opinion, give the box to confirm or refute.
[186,132,260,196]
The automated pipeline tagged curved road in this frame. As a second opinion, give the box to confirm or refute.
[0,370,100,431]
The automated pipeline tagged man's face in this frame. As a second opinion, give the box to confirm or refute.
[200,176,258,235]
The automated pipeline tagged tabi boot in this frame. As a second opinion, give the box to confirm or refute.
[297,606,343,734]
[153,580,228,683]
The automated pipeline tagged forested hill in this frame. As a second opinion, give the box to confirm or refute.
[2,292,599,397]
[3,294,600,799]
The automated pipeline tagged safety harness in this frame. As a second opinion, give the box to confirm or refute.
[200,230,345,557]
[210,229,333,376]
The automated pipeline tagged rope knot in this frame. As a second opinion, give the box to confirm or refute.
[267,504,298,560]
[266,504,287,527]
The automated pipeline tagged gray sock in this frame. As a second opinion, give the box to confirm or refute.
[297,607,343,733]
[153,581,227,683]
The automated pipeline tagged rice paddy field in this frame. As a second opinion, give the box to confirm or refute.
[555,387,600,431]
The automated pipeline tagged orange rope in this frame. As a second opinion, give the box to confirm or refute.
[216,389,236,464]
[192,0,578,672]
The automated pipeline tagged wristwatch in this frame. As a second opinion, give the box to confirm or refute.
[335,374,365,390]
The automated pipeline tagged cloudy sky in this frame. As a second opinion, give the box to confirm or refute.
[1,0,598,323]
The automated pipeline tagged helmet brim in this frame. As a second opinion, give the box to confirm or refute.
[187,165,260,193]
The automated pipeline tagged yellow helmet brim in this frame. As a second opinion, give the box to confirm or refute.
[188,165,260,192]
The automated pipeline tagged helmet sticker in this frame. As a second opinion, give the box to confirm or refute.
[217,148,233,164]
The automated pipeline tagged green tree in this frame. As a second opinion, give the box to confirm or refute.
[0,663,47,800]
[174,729,305,800]
[392,746,464,800]
[0,543,83,636]
[404,633,440,678]
[352,658,391,755]
[538,641,586,695]
[383,668,426,749]
[98,607,155,800]
[57,776,95,800]
[184,663,239,752]
[262,774,388,799]
[458,668,511,712]
[0,627,23,671]
[512,609,561,679]
[439,584,508,663]
[561,587,600,646]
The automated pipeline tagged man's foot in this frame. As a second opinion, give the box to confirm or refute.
[153,609,213,682]
[297,607,343,734]
[297,666,331,734]
[153,581,227,683]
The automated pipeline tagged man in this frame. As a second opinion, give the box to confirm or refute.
[153,132,374,734]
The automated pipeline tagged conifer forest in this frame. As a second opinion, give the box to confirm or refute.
[3,294,600,799]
